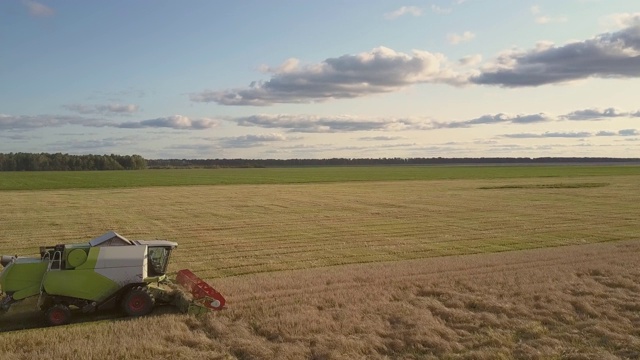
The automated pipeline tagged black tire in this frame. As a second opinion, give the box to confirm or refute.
[45,304,71,326]
[121,286,155,316]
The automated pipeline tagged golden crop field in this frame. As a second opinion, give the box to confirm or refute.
[0,170,639,359]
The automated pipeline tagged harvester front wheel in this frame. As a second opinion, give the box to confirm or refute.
[46,304,71,326]
[121,286,155,317]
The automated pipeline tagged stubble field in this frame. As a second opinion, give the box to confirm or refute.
[0,166,639,359]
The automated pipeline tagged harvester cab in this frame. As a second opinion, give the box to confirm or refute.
[0,231,225,326]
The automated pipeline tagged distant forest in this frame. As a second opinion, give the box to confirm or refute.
[148,157,640,169]
[0,153,639,171]
[0,153,147,171]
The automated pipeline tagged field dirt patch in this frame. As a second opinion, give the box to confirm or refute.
[2,240,638,359]
[479,182,610,189]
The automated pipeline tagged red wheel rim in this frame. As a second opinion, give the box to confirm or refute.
[128,294,146,312]
[50,308,65,324]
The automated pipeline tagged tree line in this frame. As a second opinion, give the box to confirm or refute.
[0,153,147,171]
[1,153,638,171]
[148,157,640,169]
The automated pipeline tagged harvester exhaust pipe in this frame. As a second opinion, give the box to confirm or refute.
[1,255,15,267]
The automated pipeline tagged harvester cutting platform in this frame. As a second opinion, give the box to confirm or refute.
[0,231,225,325]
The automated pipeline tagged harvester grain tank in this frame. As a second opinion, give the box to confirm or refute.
[0,231,225,325]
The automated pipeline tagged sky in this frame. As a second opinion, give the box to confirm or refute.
[1,1,639,159]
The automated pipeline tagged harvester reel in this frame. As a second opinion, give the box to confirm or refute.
[121,286,155,317]
[46,304,71,326]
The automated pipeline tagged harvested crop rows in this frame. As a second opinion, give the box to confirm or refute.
[208,240,640,359]
[1,175,638,278]
[1,240,638,359]
[0,169,639,358]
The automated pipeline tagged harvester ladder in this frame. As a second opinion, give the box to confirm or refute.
[49,250,62,270]
[37,250,62,308]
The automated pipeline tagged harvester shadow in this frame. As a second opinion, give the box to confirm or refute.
[0,304,183,333]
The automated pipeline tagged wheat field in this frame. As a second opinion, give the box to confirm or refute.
[0,171,639,358]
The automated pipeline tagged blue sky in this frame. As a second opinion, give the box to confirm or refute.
[1,1,639,159]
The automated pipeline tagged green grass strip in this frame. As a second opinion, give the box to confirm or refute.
[1,165,639,191]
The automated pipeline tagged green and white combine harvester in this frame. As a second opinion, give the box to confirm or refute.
[0,231,225,325]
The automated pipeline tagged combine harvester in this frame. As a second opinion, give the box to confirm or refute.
[0,231,225,325]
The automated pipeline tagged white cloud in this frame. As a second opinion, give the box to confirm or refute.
[530,5,567,24]
[64,103,140,115]
[561,108,629,120]
[23,0,54,17]
[358,136,407,141]
[0,114,92,130]
[459,54,482,66]
[47,137,139,153]
[232,114,432,133]
[230,107,639,133]
[3,105,638,134]
[430,113,550,130]
[619,129,639,136]
[431,5,452,14]
[603,12,640,29]
[384,6,423,19]
[0,113,218,131]
[192,47,467,106]
[192,21,640,104]
[219,133,296,148]
[535,15,568,24]
[117,115,219,130]
[102,104,139,114]
[503,131,593,138]
[472,22,640,86]
[504,129,639,139]
[447,31,476,45]
[596,129,639,136]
